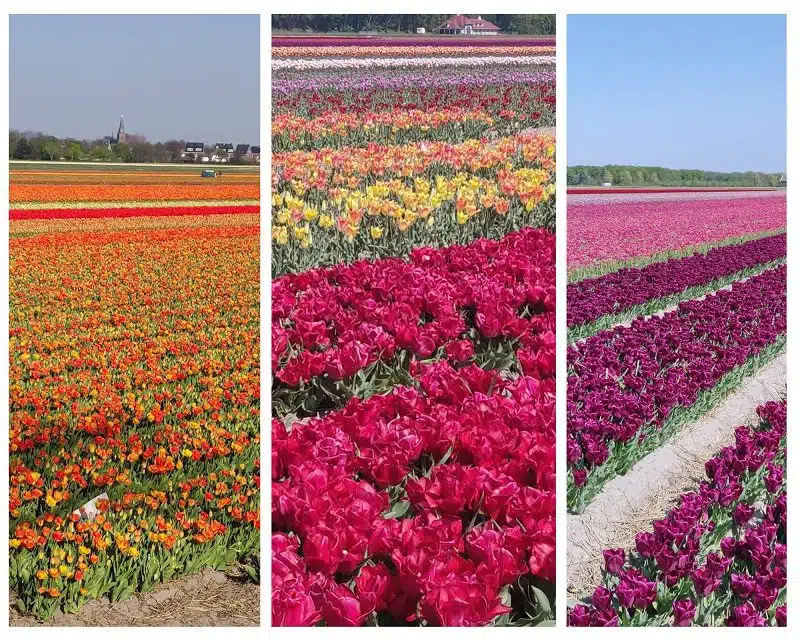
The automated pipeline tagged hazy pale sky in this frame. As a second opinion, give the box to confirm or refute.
[10,14,260,144]
[568,14,786,172]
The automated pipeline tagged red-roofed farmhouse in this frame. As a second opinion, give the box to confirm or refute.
[438,15,501,35]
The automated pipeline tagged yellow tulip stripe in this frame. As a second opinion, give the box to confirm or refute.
[272,132,555,275]
[9,182,260,620]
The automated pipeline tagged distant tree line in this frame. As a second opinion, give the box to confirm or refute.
[272,14,555,35]
[567,165,783,188]
[9,130,255,164]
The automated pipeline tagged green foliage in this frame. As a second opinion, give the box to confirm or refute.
[568,164,783,188]
[13,136,34,160]
[271,14,555,35]
[8,129,258,164]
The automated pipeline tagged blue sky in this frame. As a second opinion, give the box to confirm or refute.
[568,14,786,172]
[10,15,259,144]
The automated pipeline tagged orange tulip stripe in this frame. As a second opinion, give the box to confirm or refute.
[11,205,259,220]
[9,170,260,620]
[11,184,259,203]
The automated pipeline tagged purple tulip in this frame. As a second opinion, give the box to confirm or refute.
[567,604,593,627]
[691,567,721,598]
[733,502,755,526]
[591,586,612,611]
[775,604,787,627]
[673,599,696,627]
[594,608,620,626]
[730,573,755,600]
[603,548,625,575]
[634,532,659,557]
[726,603,767,627]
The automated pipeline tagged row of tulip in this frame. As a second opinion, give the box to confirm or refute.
[273,227,554,415]
[273,78,555,119]
[273,358,555,626]
[273,45,555,58]
[10,183,260,204]
[567,265,786,512]
[273,69,555,95]
[567,192,786,272]
[272,106,551,152]
[272,133,555,275]
[10,204,259,220]
[273,55,555,71]
[11,172,258,185]
[568,400,786,627]
[271,36,556,47]
[567,233,787,339]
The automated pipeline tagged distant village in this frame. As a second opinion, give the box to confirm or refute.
[106,116,260,164]
[9,116,259,164]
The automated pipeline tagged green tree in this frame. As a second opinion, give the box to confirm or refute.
[40,139,63,160]
[13,137,33,159]
[115,143,134,163]
[65,141,83,161]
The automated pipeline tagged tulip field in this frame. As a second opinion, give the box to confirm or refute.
[272,35,556,627]
[271,36,555,277]
[567,188,787,626]
[9,165,260,620]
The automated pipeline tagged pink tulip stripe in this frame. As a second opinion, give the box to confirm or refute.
[568,194,786,268]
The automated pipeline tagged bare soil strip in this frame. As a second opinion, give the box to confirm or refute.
[567,354,786,601]
[10,568,259,627]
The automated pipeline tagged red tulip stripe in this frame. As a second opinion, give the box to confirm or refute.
[273,359,555,626]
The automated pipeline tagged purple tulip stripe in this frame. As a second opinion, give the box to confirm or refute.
[569,401,786,627]
[567,234,786,327]
[567,266,786,479]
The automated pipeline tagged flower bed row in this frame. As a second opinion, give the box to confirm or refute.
[272,133,555,274]
[272,106,552,152]
[567,233,787,331]
[273,45,555,58]
[271,36,556,48]
[273,227,554,414]
[10,183,260,203]
[273,132,554,190]
[273,78,555,119]
[272,69,555,95]
[10,204,260,220]
[567,265,787,511]
[567,193,786,270]
[273,359,555,627]
[568,400,786,627]
[273,55,555,72]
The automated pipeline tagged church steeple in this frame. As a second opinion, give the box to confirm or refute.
[117,115,126,144]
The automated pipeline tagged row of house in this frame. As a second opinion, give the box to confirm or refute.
[182,142,260,164]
